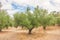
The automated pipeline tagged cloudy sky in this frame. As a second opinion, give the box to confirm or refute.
[0,0,60,16]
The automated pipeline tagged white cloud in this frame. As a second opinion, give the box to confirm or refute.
[1,0,60,16]
[7,0,40,7]
[9,0,60,11]
[1,0,12,10]
[54,0,60,3]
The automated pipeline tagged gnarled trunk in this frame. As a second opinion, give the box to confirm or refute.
[28,27,34,34]
[43,26,46,30]
[28,29,32,34]
[15,26,18,28]
[0,29,2,32]
[21,26,24,29]
[6,26,8,29]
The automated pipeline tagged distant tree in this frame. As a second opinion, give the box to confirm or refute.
[57,18,60,26]
[0,10,11,31]
[13,12,20,28]
[34,6,56,30]
[50,11,60,26]
[18,12,27,29]
[4,15,13,29]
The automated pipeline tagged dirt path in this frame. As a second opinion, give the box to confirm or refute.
[0,31,17,40]
[46,29,60,35]
[0,27,60,40]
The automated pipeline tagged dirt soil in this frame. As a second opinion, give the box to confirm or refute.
[0,26,60,40]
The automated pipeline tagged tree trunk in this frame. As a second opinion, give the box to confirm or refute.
[28,27,34,34]
[22,26,24,29]
[58,24,60,26]
[28,29,32,34]
[0,29,2,32]
[6,26,8,29]
[15,26,18,28]
[43,26,47,33]
[43,26,46,30]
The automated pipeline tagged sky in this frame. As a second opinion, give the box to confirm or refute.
[0,0,60,16]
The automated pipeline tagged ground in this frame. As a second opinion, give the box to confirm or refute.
[0,26,60,40]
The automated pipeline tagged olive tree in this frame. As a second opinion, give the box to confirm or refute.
[22,7,40,34]
[13,7,40,34]
[0,2,12,31]
[40,11,57,30]
[54,12,60,26]
[4,15,13,29]
[26,12,39,34]
[0,10,11,31]
[13,12,20,28]
[33,6,56,30]
[57,17,60,26]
